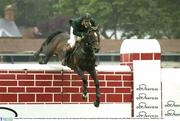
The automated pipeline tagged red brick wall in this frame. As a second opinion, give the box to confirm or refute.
[120,53,161,68]
[0,70,133,104]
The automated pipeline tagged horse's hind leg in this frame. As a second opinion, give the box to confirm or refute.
[74,67,88,100]
[34,48,41,59]
[39,45,54,64]
[34,43,46,59]
[39,55,51,64]
[88,69,100,107]
[39,50,54,64]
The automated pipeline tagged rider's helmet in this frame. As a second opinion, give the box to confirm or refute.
[82,13,92,20]
[81,13,92,28]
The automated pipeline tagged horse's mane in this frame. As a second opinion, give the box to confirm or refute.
[46,30,64,44]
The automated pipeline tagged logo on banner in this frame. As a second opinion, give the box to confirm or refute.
[136,93,158,100]
[136,84,158,91]
[136,102,158,109]
[136,111,159,118]
[164,100,180,117]
[165,109,180,116]
[165,100,180,107]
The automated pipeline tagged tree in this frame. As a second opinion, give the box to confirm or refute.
[57,0,119,39]
[15,0,58,26]
[1,0,180,39]
[157,0,180,38]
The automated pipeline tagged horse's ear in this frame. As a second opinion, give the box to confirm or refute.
[96,24,99,29]
[96,24,100,32]
[91,25,99,31]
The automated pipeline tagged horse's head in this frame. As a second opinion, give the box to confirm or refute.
[84,26,100,53]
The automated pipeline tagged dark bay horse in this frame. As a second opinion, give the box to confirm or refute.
[34,27,101,107]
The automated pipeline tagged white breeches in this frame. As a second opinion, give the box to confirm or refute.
[67,26,76,48]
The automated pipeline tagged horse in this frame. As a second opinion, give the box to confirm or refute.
[34,26,101,107]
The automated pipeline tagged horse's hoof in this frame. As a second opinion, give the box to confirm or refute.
[94,101,100,107]
[82,94,87,100]
[39,59,46,64]
[39,61,44,64]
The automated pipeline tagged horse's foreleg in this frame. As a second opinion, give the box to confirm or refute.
[74,67,88,100]
[88,69,100,107]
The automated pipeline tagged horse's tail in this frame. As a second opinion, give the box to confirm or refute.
[34,30,64,59]
[46,30,63,45]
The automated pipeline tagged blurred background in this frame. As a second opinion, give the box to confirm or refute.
[0,0,180,67]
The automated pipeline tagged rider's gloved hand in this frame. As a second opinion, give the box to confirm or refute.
[77,37,81,42]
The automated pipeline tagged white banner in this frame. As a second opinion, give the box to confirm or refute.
[133,60,162,118]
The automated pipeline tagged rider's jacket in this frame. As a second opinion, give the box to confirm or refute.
[69,17,96,37]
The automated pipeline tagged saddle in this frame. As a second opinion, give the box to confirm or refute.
[62,41,80,65]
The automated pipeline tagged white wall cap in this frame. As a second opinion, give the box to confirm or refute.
[120,39,161,54]
[0,63,131,72]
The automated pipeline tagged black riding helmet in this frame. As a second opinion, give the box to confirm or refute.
[81,13,92,28]
[82,13,92,20]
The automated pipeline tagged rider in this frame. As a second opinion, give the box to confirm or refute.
[62,13,97,66]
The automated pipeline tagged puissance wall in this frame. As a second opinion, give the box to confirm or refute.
[0,69,133,104]
[0,64,133,118]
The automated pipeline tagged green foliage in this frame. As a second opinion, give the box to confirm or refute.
[0,0,180,39]
[15,0,58,26]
